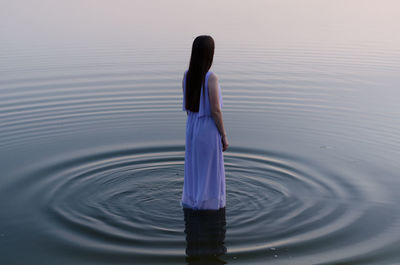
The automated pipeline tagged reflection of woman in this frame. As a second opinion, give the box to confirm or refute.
[181,35,228,210]
[183,207,227,263]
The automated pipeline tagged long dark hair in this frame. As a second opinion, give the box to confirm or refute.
[185,35,215,112]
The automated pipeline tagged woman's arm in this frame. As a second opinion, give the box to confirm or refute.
[208,73,229,151]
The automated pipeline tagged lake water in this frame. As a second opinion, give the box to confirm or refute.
[1,1,400,264]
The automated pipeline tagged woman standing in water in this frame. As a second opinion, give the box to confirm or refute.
[181,35,229,210]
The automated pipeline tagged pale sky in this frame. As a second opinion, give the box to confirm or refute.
[1,0,399,49]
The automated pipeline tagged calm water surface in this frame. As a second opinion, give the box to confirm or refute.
[1,1,400,264]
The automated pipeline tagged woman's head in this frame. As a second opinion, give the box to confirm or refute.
[185,35,215,112]
[189,35,215,72]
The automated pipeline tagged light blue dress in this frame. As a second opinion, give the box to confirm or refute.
[181,70,226,210]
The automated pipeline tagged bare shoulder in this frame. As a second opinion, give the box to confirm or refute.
[208,72,219,90]
[209,72,218,82]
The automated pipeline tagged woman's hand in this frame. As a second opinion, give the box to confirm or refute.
[222,135,229,152]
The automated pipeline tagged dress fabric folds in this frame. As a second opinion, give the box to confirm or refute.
[180,70,226,210]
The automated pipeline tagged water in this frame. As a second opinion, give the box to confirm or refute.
[1,0,400,264]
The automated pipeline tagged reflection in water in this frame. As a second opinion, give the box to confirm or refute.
[183,207,227,264]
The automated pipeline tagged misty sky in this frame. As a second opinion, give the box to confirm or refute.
[1,0,399,50]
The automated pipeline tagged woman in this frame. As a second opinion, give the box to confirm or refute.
[181,35,229,210]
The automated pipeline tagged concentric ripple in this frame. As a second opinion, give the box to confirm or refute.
[2,144,398,264]
[224,148,399,263]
